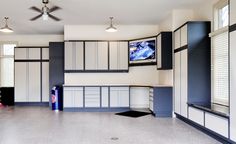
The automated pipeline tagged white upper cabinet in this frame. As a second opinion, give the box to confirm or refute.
[15,48,27,60]
[109,41,128,70]
[230,0,236,25]
[28,48,40,59]
[75,42,84,70]
[97,42,108,70]
[181,25,188,47]
[65,42,84,70]
[109,42,119,70]
[174,30,181,49]
[42,48,49,60]
[119,42,128,70]
[65,42,73,70]
[85,42,97,70]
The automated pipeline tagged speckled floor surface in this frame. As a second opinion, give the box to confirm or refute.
[0,107,220,144]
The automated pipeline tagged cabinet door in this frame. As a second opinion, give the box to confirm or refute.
[42,62,49,102]
[188,107,204,126]
[101,87,109,107]
[28,62,41,102]
[174,52,181,114]
[109,42,118,70]
[75,42,84,70]
[180,49,188,118]
[42,48,49,60]
[119,42,128,70]
[230,31,236,141]
[74,88,84,108]
[157,35,162,69]
[63,89,74,108]
[65,42,73,70]
[14,62,27,102]
[205,113,229,138]
[230,0,236,25]
[118,89,129,107]
[181,25,188,47]
[97,42,108,70]
[174,30,181,49]
[110,89,119,107]
[15,48,27,60]
[28,48,40,59]
[85,42,97,70]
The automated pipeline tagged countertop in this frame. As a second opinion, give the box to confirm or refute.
[63,84,173,88]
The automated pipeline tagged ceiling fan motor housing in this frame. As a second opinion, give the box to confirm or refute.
[43,0,49,4]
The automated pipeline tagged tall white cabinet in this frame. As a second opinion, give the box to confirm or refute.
[173,22,211,118]
[14,47,49,104]
[230,0,236,142]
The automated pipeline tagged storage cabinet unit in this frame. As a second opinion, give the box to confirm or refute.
[64,42,84,70]
[174,22,211,118]
[64,41,128,72]
[109,42,129,71]
[157,32,172,70]
[63,86,130,111]
[14,47,49,105]
[149,87,172,117]
[230,0,236,142]
[85,42,108,70]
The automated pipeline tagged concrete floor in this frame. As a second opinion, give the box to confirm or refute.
[0,107,220,144]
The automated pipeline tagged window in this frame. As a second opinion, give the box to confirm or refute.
[0,42,17,87]
[210,0,229,106]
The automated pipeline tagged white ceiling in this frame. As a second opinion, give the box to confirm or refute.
[0,0,206,34]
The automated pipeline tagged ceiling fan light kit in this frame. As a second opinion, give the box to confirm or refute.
[106,17,118,32]
[29,0,61,21]
[0,17,14,33]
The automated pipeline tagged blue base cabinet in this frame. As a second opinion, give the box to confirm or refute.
[149,87,173,117]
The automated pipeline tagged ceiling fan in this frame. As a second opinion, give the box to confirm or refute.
[29,0,61,21]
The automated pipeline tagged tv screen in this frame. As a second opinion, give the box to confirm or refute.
[129,38,156,64]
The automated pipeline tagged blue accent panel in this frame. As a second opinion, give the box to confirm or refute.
[187,22,211,105]
[176,113,235,144]
[152,87,173,117]
[63,108,130,112]
[15,102,49,106]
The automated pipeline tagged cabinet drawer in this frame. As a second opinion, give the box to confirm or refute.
[188,107,204,126]
[205,112,229,138]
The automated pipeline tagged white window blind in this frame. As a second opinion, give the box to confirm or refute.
[211,31,229,105]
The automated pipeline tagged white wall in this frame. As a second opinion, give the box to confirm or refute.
[0,35,63,46]
[64,25,159,40]
[65,66,159,85]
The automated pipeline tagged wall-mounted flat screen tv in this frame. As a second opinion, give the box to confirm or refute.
[129,37,156,65]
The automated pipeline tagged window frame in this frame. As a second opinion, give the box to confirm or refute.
[210,0,229,106]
